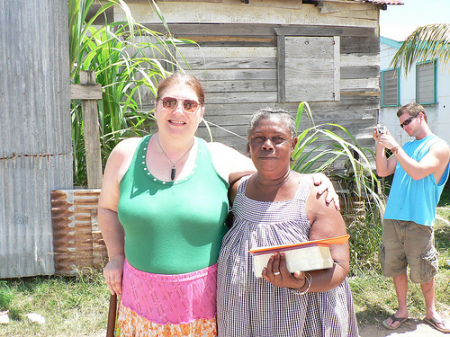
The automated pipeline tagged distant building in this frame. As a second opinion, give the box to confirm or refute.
[379,35,450,146]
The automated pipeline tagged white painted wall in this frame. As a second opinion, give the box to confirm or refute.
[379,39,450,146]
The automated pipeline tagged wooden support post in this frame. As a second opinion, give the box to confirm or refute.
[70,71,103,189]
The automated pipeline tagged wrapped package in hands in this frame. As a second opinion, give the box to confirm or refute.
[249,235,349,278]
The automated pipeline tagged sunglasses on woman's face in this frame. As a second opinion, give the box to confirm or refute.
[160,96,200,113]
[399,113,419,128]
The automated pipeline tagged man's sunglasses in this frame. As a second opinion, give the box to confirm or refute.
[400,113,419,128]
[160,96,200,113]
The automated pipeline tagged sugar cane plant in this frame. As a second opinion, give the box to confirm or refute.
[69,0,193,185]
[291,102,386,274]
[292,102,383,211]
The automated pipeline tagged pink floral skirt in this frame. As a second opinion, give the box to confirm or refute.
[115,259,218,336]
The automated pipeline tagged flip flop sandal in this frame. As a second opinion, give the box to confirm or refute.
[424,317,450,333]
[382,315,408,330]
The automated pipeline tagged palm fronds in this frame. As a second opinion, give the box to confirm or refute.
[390,23,450,75]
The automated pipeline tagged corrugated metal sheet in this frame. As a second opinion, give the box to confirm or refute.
[0,1,72,278]
[52,189,108,276]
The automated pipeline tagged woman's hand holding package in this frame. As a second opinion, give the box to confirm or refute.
[262,252,308,291]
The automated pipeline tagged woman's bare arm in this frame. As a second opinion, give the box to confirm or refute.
[98,138,140,295]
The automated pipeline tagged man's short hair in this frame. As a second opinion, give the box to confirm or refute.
[397,103,427,122]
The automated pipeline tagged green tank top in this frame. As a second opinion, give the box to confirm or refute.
[118,135,229,274]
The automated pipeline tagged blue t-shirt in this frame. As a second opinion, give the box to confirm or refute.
[384,134,450,227]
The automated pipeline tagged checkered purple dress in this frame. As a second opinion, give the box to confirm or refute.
[217,175,359,337]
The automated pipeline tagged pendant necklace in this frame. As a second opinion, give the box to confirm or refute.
[156,135,195,180]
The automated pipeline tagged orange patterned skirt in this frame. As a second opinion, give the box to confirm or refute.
[115,300,217,337]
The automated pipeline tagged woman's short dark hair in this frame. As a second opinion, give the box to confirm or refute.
[248,107,297,140]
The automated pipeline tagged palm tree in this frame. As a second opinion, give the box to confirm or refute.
[390,23,450,74]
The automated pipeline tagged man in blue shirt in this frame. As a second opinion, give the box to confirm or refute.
[375,103,450,333]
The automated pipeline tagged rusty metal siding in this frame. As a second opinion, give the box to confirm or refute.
[51,190,108,276]
[0,1,72,278]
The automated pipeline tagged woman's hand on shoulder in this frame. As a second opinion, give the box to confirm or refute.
[311,173,340,210]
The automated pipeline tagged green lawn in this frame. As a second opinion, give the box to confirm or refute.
[438,183,450,207]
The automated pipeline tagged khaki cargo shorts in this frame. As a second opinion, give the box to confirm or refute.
[378,219,438,284]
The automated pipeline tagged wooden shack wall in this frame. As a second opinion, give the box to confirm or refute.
[121,0,380,164]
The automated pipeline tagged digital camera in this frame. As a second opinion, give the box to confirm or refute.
[376,124,387,135]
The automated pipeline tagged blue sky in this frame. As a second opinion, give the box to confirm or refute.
[380,0,449,41]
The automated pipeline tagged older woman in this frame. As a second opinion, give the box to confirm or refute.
[217,108,358,337]
[99,74,338,336]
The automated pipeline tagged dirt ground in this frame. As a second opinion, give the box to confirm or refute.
[359,317,450,336]
[92,320,449,337]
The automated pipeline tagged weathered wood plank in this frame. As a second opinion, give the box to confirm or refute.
[341,66,379,79]
[277,34,286,102]
[206,91,278,104]
[123,2,379,27]
[341,36,380,54]
[146,23,376,39]
[178,46,277,58]
[79,71,103,189]
[317,2,378,20]
[202,79,277,92]
[341,88,380,97]
[145,23,277,37]
[190,69,277,81]
[341,78,379,90]
[188,41,276,47]
[203,114,257,126]
[274,26,344,37]
[340,26,377,38]
[181,36,275,44]
[201,102,284,116]
[334,35,341,101]
[183,57,276,70]
[340,53,379,67]
[71,84,102,100]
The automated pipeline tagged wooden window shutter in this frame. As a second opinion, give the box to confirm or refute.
[278,35,340,102]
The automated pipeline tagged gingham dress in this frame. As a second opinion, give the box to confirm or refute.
[217,175,359,337]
